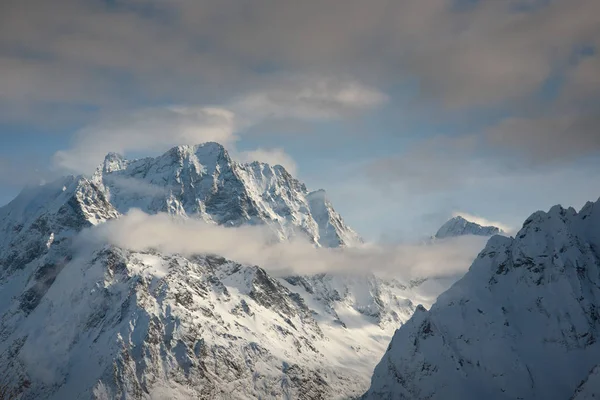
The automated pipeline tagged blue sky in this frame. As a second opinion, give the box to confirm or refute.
[1,0,599,241]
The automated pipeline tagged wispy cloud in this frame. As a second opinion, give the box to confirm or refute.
[231,76,388,123]
[77,209,488,281]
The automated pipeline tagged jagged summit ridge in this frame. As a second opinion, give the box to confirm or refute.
[364,198,600,400]
[91,142,361,247]
[434,215,503,239]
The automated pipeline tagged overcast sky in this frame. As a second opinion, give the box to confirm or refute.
[1,0,599,240]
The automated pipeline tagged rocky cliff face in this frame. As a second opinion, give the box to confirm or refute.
[364,199,600,400]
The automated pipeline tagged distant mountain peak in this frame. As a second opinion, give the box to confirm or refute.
[434,215,503,239]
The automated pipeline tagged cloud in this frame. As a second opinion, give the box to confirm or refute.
[1,0,598,124]
[231,76,388,123]
[369,107,600,194]
[399,1,599,108]
[486,113,600,162]
[77,209,488,282]
[562,51,600,103]
[52,75,386,174]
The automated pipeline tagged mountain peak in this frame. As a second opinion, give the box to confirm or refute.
[434,215,503,239]
[93,142,361,248]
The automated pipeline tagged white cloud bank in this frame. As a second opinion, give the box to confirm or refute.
[77,209,488,282]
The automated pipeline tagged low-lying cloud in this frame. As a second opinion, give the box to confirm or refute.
[77,209,489,282]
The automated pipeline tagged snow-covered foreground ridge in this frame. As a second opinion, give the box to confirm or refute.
[364,198,600,400]
[0,142,463,399]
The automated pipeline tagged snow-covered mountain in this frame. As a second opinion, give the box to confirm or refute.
[434,215,503,239]
[364,199,600,400]
[0,143,425,399]
[94,142,362,248]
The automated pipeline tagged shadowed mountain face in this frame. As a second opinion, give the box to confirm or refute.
[434,215,503,239]
[364,199,600,400]
[0,142,422,400]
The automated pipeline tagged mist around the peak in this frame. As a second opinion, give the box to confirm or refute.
[76,209,489,283]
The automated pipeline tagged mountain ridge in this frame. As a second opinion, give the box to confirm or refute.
[364,198,600,400]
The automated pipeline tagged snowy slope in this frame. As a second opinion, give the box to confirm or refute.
[0,176,119,324]
[434,215,503,239]
[572,366,600,400]
[92,142,361,247]
[364,199,600,400]
[0,247,422,399]
[284,274,425,331]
